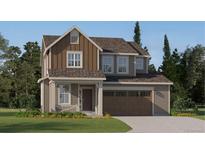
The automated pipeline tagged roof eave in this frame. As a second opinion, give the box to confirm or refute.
[43,26,103,56]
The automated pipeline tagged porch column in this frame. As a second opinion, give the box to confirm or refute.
[97,81,103,116]
[49,80,56,112]
[40,81,44,112]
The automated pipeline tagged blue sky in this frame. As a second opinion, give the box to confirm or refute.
[0,21,204,68]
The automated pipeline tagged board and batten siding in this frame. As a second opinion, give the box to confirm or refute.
[50,33,98,71]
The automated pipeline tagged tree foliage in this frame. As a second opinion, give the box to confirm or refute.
[148,64,157,73]
[133,22,142,47]
[159,36,205,109]
[0,34,41,108]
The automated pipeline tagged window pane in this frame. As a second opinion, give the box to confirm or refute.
[140,91,151,97]
[64,94,69,103]
[68,54,74,66]
[59,85,70,104]
[60,94,64,103]
[128,91,140,96]
[75,53,81,66]
[70,30,79,44]
[68,52,81,67]
[103,91,114,96]
[118,56,128,73]
[104,64,112,73]
[102,56,113,73]
[136,58,144,70]
[71,36,78,43]
[115,91,127,96]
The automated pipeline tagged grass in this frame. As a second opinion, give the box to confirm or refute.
[171,108,205,120]
[0,108,131,133]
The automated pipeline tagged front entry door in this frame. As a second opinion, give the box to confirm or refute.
[82,89,92,111]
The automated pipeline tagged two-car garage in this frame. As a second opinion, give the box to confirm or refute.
[103,89,153,116]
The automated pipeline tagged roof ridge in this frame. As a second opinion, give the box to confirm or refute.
[43,35,60,37]
[90,36,124,40]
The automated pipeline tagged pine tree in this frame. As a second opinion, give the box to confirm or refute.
[133,22,142,47]
[148,64,157,73]
[159,34,172,78]
[163,34,171,58]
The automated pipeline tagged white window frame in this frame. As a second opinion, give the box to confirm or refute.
[117,56,129,74]
[70,30,79,44]
[58,84,71,105]
[67,51,83,68]
[102,55,114,74]
[136,57,144,70]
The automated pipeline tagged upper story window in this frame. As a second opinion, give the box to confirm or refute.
[117,56,129,74]
[102,55,114,73]
[67,51,82,68]
[136,57,144,70]
[70,30,79,44]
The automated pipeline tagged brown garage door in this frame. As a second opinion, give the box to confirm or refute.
[103,90,152,116]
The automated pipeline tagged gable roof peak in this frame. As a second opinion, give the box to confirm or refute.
[43,26,103,56]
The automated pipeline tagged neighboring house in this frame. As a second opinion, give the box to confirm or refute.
[38,26,173,116]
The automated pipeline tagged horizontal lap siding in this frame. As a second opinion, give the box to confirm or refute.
[51,33,98,71]
[154,85,169,115]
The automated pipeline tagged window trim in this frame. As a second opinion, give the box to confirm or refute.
[102,55,114,74]
[136,57,144,70]
[58,84,71,105]
[117,56,129,74]
[70,30,79,44]
[67,51,83,68]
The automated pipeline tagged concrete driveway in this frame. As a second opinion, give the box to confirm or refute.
[115,116,205,133]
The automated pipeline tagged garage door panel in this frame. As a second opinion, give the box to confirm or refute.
[103,91,152,116]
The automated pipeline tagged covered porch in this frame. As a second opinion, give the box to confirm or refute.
[42,79,103,116]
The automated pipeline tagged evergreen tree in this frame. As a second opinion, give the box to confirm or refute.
[17,42,41,108]
[159,34,172,79]
[163,34,171,58]
[0,45,21,107]
[148,64,157,73]
[182,45,205,104]
[133,22,142,47]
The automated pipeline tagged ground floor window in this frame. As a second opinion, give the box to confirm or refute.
[58,85,70,104]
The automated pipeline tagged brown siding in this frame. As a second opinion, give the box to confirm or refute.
[50,32,98,71]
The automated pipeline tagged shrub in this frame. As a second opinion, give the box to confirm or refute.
[104,113,111,119]
[175,112,197,117]
[16,110,87,119]
[193,105,199,114]
[173,97,195,112]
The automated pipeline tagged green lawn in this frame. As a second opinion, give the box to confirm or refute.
[0,108,131,133]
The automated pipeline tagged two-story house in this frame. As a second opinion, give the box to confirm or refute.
[38,26,173,116]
